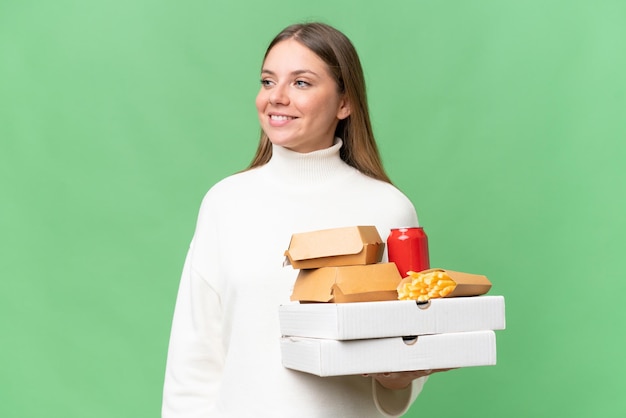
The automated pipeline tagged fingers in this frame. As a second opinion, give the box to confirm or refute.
[433,367,457,373]
[361,373,393,378]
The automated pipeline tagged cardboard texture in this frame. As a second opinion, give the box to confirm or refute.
[284,226,384,269]
[279,295,506,340]
[444,269,493,297]
[290,263,402,303]
[280,330,497,376]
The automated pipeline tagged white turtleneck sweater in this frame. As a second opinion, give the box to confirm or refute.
[162,140,427,417]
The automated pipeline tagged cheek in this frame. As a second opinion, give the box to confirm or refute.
[255,90,267,113]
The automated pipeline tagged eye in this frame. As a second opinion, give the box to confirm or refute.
[295,80,311,88]
[260,79,274,87]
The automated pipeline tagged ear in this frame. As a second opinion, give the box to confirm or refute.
[337,97,351,120]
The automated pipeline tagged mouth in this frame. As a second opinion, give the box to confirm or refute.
[267,113,298,127]
[270,114,297,121]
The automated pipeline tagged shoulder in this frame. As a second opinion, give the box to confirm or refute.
[342,171,419,227]
[189,169,262,224]
[351,171,415,206]
[375,178,413,203]
[202,168,263,202]
[187,168,266,237]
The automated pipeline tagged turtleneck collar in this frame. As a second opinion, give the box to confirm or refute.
[264,138,356,187]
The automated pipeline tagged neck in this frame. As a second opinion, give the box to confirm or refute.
[264,139,354,186]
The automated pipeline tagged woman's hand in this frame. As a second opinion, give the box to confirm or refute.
[363,368,455,390]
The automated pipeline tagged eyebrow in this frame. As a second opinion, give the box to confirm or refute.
[261,69,320,77]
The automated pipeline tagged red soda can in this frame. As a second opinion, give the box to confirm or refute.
[387,227,430,277]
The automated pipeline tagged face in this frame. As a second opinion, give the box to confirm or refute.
[256,39,351,153]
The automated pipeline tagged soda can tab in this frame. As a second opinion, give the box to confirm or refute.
[387,227,430,278]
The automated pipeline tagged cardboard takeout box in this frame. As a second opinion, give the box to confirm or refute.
[442,269,493,297]
[280,330,497,377]
[279,295,506,340]
[284,226,384,269]
[290,262,402,303]
[398,268,493,300]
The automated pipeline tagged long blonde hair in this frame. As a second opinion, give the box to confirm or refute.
[247,22,392,184]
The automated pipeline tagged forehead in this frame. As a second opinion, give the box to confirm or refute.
[262,39,330,74]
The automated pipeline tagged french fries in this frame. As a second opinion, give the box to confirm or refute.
[397,269,457,301]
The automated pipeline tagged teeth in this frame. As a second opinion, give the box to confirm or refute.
[270,115,294,121]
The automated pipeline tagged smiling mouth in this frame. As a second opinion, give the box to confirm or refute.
[270,115,296,121]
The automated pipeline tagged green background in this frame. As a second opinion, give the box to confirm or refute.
[1,0,624,417]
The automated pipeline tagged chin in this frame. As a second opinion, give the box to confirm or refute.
[267,135,299,149]
[269,140,301,152]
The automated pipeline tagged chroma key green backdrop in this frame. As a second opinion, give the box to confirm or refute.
[1,1,625,417]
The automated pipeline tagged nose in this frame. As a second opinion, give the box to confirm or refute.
[269,83,289,106]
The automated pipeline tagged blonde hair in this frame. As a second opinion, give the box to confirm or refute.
[247,22,392,184]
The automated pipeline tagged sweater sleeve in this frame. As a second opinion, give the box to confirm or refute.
[162,195,225,417]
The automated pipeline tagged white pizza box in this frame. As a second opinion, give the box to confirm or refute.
[281,330,497,377]
[279,295,505,340]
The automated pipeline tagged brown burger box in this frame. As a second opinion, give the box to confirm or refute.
[284,225,384,269]
[290,262,402,303]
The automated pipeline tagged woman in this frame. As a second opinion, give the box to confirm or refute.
[162,22,437,417]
